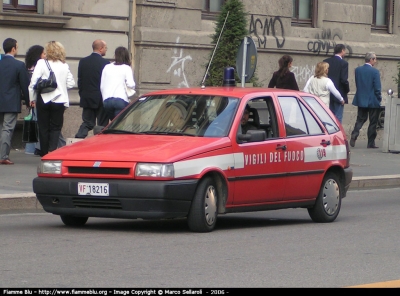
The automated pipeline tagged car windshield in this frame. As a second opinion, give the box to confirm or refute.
[105,94,239,137]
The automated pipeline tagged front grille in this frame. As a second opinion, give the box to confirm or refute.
[68,167,130,175]
[72,197,122,209]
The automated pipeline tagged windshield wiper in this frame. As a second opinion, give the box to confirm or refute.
[139,131,197,137]
[102,129,138,135]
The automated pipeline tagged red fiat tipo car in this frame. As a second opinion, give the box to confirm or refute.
[33,85,352,232]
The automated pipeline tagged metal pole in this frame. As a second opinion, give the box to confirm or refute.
[241,36,248,88]
[201,11,230,87]
[382,89,393,153]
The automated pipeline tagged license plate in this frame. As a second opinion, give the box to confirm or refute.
[78,183,109,196]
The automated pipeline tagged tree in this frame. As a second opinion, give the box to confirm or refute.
[205,0,259,86]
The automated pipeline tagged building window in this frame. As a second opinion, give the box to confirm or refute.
[3,0,37,12]
[203,0,224,13]
[372,0,394,32]
[292,0,318,27]
[202,0,225,20]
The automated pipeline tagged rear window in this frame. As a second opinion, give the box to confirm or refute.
[302,96,340,134]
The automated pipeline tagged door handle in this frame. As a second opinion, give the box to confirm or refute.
[320,140,331,146]
[276,144,287,151]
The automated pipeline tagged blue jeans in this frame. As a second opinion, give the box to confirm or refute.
[103,98,129,121]
[329,101,344,123]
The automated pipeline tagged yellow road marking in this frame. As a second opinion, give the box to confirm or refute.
[348,280,400,288]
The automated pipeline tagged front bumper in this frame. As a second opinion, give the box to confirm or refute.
[33,177,198,219]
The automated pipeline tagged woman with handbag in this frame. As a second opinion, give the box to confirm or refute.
[28,41,75,157]
[100,46,135,121]
[24,45,45,155]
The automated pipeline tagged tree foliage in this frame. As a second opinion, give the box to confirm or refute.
[205,0,258,86]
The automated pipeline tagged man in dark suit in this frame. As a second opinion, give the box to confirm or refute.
[323,44,350,123]
[75,39,109,138]
[350,52,382,149]
[0,38,29,165]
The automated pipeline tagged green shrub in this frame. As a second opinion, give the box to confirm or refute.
[393,61,400,85]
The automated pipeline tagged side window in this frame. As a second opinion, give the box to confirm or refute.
[238,97,279,141]
[278,96,308,137]
[299,102,324,135]
[302,96,340,134]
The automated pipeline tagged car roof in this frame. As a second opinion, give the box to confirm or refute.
[142,87,311,99]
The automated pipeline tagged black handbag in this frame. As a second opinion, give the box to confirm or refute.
[34,60,57,94]
[22,109,39,143]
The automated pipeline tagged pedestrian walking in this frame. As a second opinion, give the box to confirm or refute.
[0,38,30,165]
[24,45,45,155]
[303,62,344,107]
[268,55,299,90]
[100,46,135,121]
[75,39,110,138]
[349,52,382,149]
[29,41,75,156]
[24,44,67,156]
[323,44,350,123]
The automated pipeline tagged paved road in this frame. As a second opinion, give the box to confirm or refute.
[1,137,400,212]
[1,188,399,288]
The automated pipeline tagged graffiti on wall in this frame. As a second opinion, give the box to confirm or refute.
[291,64,316,85]
[167,37,193,88]
[249,15,286,49]
[307,28,353,56]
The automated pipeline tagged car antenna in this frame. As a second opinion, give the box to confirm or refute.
[200,11,230,89]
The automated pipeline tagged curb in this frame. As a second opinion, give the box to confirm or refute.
[0,175,399,211]
[0,193,43,211]
[349,175,400,190]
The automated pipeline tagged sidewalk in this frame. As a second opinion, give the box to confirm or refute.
[0,138,399,210]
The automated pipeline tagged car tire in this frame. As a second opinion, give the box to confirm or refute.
[60,215,89,227]
[308,172,342,223]
[187,177,218,232]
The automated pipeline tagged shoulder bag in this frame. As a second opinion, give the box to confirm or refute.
[34,60,58,94]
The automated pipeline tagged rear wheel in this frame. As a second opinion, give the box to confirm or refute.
[60,215,88,227]
[187,177,218,232]
[308,172,342,223]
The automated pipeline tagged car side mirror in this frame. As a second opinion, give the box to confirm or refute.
[237,130,266,143]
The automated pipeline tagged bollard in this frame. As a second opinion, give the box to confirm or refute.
[382,89,393,152]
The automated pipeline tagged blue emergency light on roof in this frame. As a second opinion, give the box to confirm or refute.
[223,67,236,87]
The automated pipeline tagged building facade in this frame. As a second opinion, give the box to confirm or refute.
[1,0,399,143]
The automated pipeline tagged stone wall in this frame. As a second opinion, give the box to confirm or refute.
[3,0,400,148]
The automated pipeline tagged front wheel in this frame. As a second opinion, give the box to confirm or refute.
[308,172,342,223]
[60,215,88,227]
[187,177,218,232]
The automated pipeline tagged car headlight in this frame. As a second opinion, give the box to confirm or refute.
[39,161,62,174]
[135,163,174,178]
